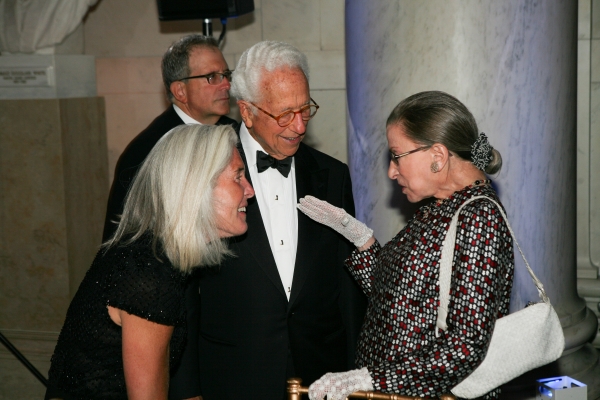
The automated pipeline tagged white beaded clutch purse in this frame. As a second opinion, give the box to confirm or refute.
[436,196,564,399]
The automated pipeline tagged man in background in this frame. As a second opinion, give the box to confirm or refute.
[103,34,235,241]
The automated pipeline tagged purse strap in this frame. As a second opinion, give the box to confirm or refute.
[435,195,549,337]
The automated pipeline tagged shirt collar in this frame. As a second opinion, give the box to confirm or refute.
[172,104,202,125]
[239,123,295,172]
[239,123,261,168]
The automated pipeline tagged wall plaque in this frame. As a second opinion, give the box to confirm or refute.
[0,66,54,87]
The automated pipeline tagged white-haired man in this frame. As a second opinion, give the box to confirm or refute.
[188,41,367,400]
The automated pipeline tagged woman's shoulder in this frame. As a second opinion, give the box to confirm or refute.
[102,234,187,325]
[100,234,184,284]
[448,185,513,235]
[429,184,507,227]
[102,233,158,262]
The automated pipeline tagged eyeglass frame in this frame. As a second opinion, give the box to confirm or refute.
[389,146,431,165]
[248,98,320,127]
[178,70,233,85]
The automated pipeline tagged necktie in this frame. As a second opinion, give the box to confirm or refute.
[256,151,292,178]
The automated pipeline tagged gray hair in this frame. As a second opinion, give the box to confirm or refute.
[386,91,502,174]
[230,41,310,104]
[162,34,219,102]
[105,124,238,273]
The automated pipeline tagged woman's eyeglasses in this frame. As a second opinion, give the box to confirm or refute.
[389,146,431,165]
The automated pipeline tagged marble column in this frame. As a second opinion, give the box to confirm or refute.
[577,0,600,351]
[346,1,600,399]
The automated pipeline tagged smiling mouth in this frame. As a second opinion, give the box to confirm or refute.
[238,207,246,212]
[282,135,304,144]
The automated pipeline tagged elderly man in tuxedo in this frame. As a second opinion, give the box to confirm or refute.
[103,34,235,241]
[193,41,367,400]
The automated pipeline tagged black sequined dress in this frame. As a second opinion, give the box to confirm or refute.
[347,184,514,399]
[45,234,187,400]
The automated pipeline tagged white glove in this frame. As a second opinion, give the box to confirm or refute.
[297,196,373,247]
[308,368,374,400]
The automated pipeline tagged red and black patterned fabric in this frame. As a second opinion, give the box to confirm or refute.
[347,184,514,399]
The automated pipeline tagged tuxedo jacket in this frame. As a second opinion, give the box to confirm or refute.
[192,130,368,400]
[102,106,236,242]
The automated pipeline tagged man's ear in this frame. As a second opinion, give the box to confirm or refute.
[430,143,450,170]
[170,81,187,104]
[238,100,254,129]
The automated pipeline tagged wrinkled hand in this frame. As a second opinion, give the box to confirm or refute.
[308,368,374,400]
[297,196,373,247]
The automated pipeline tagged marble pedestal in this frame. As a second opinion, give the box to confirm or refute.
[346,1,600,399]
[0,97,108,399]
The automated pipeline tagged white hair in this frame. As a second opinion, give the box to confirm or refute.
[230,41,310,103]
[104,124,239,273]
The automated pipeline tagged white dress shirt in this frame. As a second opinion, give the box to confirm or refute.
[240,123,298,300]
[173,104,202,125]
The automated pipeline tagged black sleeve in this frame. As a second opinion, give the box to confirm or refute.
[102,108,184,242]
[168,273,202,399]
[105,253,184,327]
[102,157,139,242]
[102,131,158,242]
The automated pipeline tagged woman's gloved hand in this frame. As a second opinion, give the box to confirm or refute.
[308,368,374,400]
[297,196,373,247]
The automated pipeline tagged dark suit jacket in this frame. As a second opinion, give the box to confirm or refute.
[102,106,236,242]
[193,129,368,400]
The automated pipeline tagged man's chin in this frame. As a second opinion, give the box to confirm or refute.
[282,147,301,158]
[215,107,231,117]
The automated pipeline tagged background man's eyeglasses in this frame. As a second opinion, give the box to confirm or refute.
[249,98,320,127]
[389,146,431,165]
[179,70,233,85]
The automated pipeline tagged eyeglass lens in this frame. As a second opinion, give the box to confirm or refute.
[207,71,232,85]
[277,105,318,126]
[389,146,430,164]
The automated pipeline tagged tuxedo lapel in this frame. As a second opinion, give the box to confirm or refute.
[236,137,287,298]
[288,144,328,307]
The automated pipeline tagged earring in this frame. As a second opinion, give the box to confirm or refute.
[430,162,439,173]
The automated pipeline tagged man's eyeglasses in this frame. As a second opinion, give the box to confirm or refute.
[179,70,233,85]
[248,98,320,127]
[389,146,431,165]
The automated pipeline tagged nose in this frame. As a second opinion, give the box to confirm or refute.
[220,76,231,90]
[289,111,307,134]
[388,160,398,180]
[243,177,255,199]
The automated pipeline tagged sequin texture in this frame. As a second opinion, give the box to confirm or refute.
[46,233,188,399]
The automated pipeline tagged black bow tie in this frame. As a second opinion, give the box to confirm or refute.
[256,151,292,178]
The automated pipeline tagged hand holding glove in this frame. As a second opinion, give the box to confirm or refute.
[308,367,374,400]
[297,196,374,248]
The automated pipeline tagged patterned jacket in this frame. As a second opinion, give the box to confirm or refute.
[347,184,514,399]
